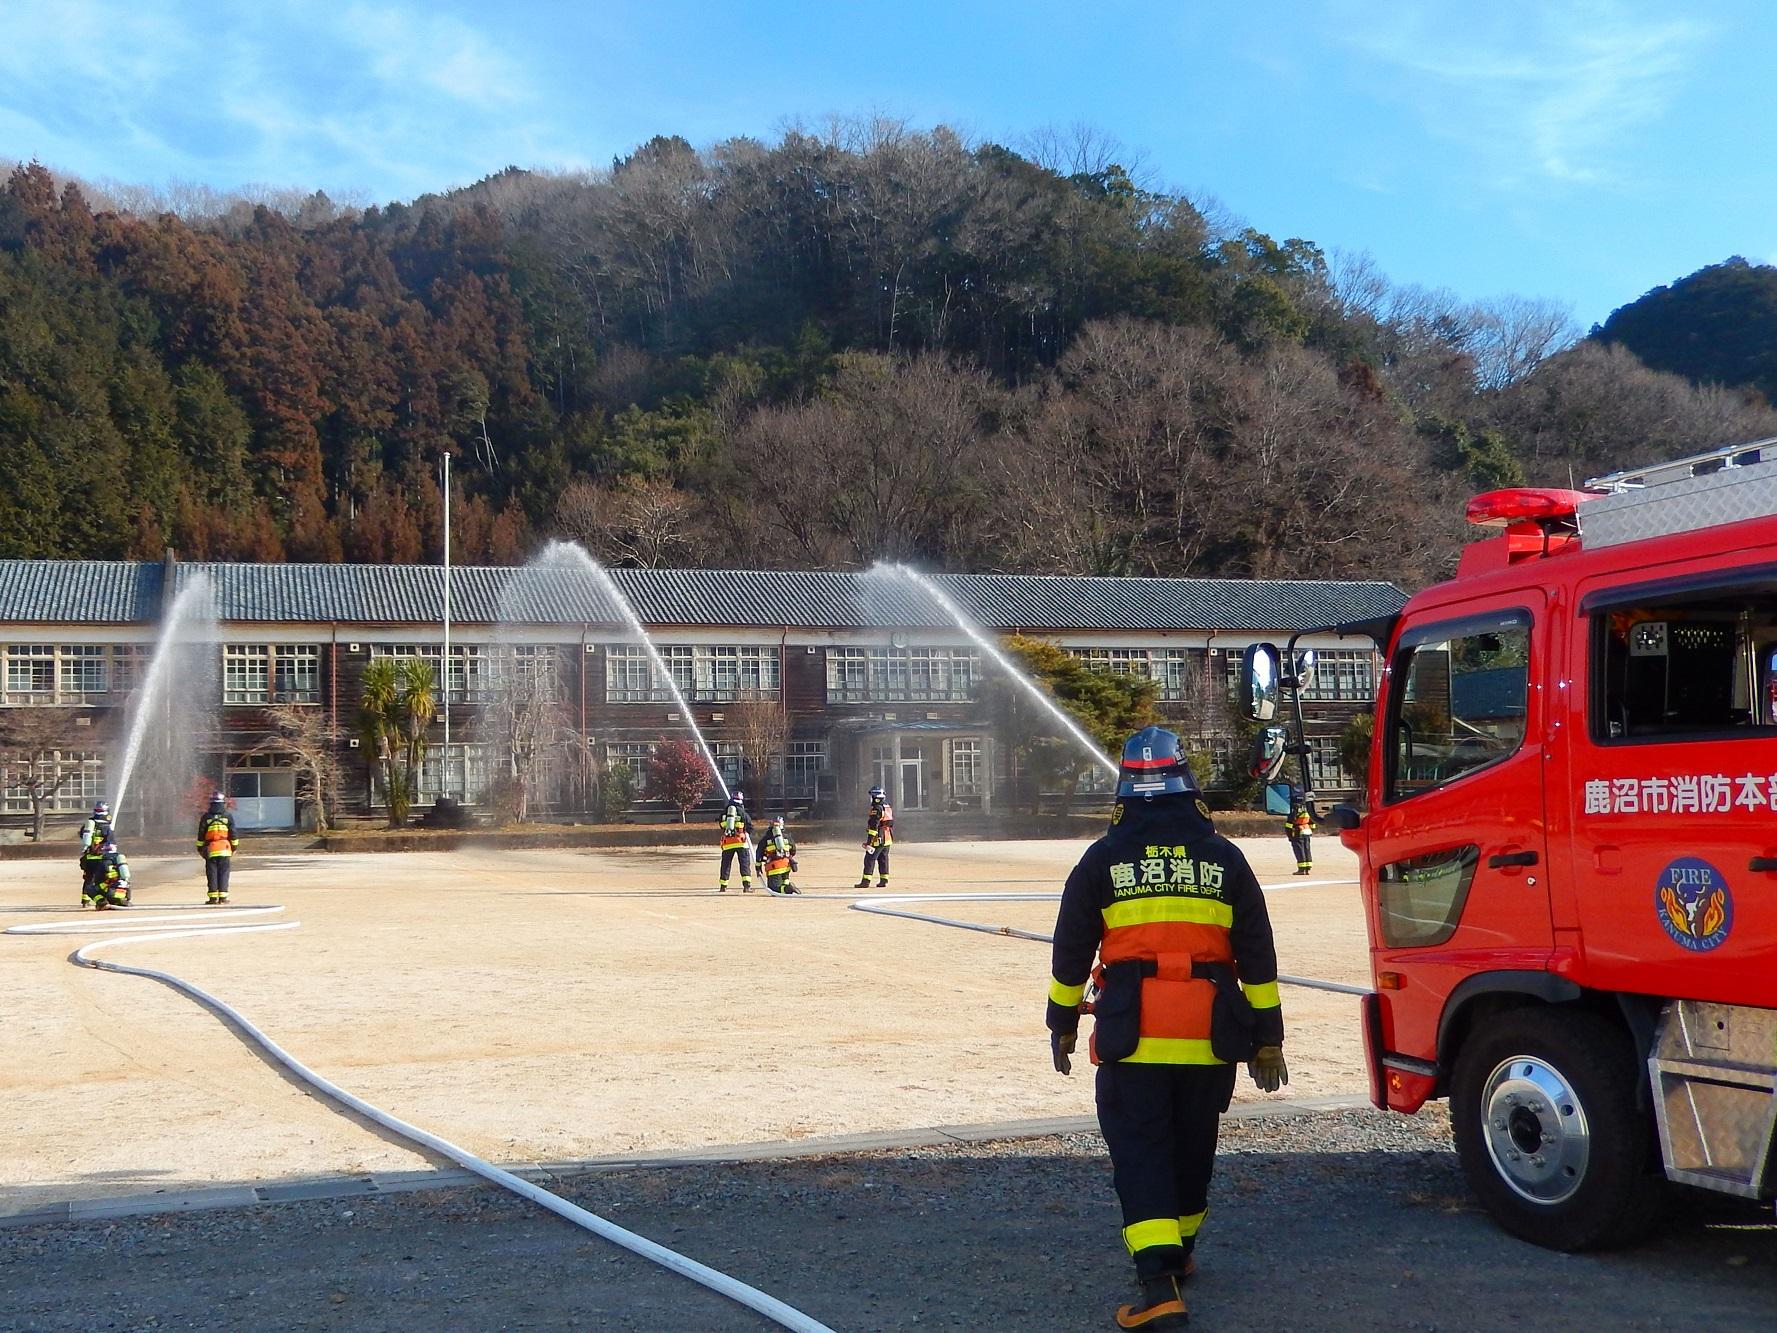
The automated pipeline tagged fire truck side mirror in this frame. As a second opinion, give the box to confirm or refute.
[1240,643,1281,722]
[1327,803,1362,832]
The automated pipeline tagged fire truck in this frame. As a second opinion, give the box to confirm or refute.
[1243,439,1777,1250]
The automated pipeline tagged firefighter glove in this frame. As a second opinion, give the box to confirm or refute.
[1051,1029,1076,1076]
[1248,1045,1288,1093]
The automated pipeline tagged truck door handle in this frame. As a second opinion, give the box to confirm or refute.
[1749,857,1777,873]
[1488,850,1539,869]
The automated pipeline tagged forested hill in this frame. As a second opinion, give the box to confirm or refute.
[3,126,1773,588]
[1594,258,1777,407]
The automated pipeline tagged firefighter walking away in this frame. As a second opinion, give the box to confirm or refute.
[197,791,237,905]
[756,816,800,894]
[1285,792,1314,876]
[77,801,113,908]
[853,785,894,888]
[1047,727,1287,1329]
[716,789,755,892]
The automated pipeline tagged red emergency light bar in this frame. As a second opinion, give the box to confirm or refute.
[1464,488,1594,528]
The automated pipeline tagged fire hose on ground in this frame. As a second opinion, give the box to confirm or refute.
[845,883,1375,997]
[4,906,835,1333]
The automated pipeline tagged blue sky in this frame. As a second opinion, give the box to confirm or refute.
[2,0,1770,328]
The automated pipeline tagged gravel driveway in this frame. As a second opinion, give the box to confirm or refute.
[3,1108,1771,1332]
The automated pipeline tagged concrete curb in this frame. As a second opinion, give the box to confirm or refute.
[0,1095,1371,1229]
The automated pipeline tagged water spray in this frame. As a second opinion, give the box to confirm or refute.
[111,573,219,820]
[871,563,1118,776]
[529,544,731,801]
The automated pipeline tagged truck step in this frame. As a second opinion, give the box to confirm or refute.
[1649,1001,1777,1201]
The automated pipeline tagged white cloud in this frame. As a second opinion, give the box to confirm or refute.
[0,0,581,199]
[1335,1,1709,190]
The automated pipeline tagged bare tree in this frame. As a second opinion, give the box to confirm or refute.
[253,703,344,833]
[480,646,572,824]
[729,689,789,808]
[555,477,698,568]
[0,708,92,842]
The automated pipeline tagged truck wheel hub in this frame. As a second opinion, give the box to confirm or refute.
[1481,1056,1589,1204]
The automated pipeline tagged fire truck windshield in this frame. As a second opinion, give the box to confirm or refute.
[1386,613,1531,802]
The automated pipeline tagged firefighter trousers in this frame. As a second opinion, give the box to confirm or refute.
[861,846,889,880]
[79,854,104,898]
[1287,831,1312,871]
[1096,1060,1237,1279]
[719,846,753,887]
[205,856,232,900]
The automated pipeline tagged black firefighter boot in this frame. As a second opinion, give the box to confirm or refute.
[1115,1273,1187,1329]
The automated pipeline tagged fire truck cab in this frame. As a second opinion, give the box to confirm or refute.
[1250,440,1777,1250]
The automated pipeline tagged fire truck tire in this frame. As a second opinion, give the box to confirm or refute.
[1451,1008,1664,1252]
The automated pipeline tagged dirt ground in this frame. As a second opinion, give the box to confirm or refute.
[0,833,1367,1216]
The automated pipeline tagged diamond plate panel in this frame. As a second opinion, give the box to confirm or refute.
[1582,463,1777,549]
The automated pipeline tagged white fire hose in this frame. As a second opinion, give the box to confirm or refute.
[846,884,1374,997]
[5,906,834,1333]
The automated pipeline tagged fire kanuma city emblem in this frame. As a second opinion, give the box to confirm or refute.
[1654,857,1733,952]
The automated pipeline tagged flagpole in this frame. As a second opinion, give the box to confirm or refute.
[442,450,452,802]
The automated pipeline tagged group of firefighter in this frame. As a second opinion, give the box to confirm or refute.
[714,783,893,895]
[73,792,239,910]
[62,733,1281,1330]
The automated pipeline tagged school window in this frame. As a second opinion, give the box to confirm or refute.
[4,645,55,702]
[949,738,984,798]
[57,646,108,700]
[369,644,487,703]
[784,740,827,799]
[605,742,654,794]
[1302,650,1376,702]
[1151,649,1206,703]
[225,645,320,704]
[271,645,320,703]
[605,645,779,703]
[415,743,493,804]
[825,647,978,702]
[713,741,744,790]
[110,646,150,695]
[1,749,105,813]
[1069,647,1152,677]
[1308,736,1351,790]
[223,645,269,704]
[1592,584,1777,743]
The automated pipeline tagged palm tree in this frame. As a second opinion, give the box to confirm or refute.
[360,657,437,828]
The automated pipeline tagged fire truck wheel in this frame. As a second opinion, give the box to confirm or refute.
[1451,1008,1664,1251]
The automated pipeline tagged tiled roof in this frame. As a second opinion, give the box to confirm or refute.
[0,561,164,623]
[0,559,1406,634]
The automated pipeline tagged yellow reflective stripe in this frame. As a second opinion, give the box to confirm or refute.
[1122,1217,1182,1255]
[1101,896,1233,930]
[1179,1209,1207,1238]
[1121,1037,1222,1065]
[1243,980,1281,1010]
[1049,976,1087,1007]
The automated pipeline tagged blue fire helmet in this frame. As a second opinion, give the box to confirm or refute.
[1117,726,1199,799]
[868,785,886,802]
[731,789,745,805]
[101,840,118,854]
[93,801,109,816]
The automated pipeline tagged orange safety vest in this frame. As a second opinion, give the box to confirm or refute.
[867,805,894,848]
[199,815,234,857]
[719,806,748,851]
[1090,858,1235,1067]
[761,834,794,876]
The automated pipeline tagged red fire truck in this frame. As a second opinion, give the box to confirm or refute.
[1244,439,1777,1250]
